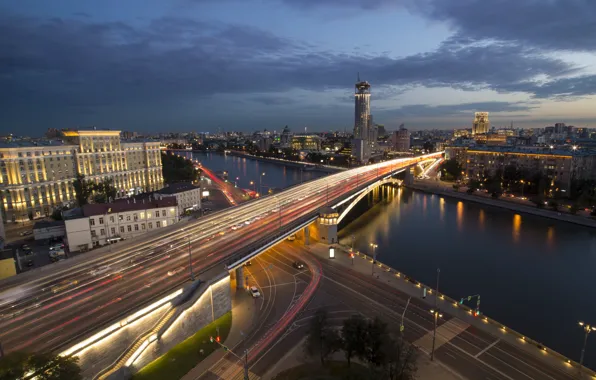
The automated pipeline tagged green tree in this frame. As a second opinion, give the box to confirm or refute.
[161,153,199,184]
[438,158,463,182]
[467,178,481,193]
[341,314,367,367]
[0,352,81,380]
[422,141,434,153]
[72,173,93,206]
[304,308,342,365]
[364,317,390,367]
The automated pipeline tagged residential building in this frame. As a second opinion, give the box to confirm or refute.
[158,182,201,215]
[391,127,411,152]
[65,197,178,252]
[291,135,321,151]
[465,146,596,192]
[0,130,164,222]
[280,126,292,147]
[472,112,490,135]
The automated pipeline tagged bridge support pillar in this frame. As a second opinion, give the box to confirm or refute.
[303,226,310,246]
[317,207,339,245]
[235,266,245,289]
[404,168,414,186]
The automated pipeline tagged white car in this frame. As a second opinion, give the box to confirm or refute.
[250,286,261,298]
[90,266,111,276]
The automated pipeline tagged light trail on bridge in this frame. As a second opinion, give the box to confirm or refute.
[0,152,442,355]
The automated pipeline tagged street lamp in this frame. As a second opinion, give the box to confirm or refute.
[578,321,596,378]
[520,179,525,198]
[430,308,443,361]
[369,243,378,275]
[259,172,265,196]
[249,181,255,192]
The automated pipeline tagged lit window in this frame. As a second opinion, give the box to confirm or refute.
[162,220,167,227]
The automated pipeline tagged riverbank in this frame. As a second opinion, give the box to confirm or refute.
[408,180,596,229]
[226,150,345,173]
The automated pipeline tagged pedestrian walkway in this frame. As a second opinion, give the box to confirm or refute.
[414,318,470,353]
[181,287,257,380]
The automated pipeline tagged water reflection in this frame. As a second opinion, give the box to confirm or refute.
[512,214,522,243]
[546,226,555,249]
[456,201,464,231]
[478,209,485,230]
[439,198,445,221]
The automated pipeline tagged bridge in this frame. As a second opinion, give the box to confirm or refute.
[0,152,442,373]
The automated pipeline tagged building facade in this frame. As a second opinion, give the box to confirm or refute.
[0,130,164,222]
[291,135,321,151]
[465,147,596,192]
[472,112,490,135]
[391,127,411,152]
[65,197,178,251]
[354,79,371,139]
[158,182,201,215]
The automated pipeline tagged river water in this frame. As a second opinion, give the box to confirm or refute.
[182,151,596,368]
[339,186,596,369]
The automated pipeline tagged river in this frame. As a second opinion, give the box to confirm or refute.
[339,186,596,369]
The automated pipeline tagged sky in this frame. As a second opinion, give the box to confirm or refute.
[1,0,596,135]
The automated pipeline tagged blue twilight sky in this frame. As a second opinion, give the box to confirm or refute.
[1,0,596,135]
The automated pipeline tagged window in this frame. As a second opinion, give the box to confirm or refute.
[111,227,116,235]
[155,210,160,217]
[119,215,124,221]
[133,213,138,221]
[134,224,139,231]
[148,222,153,229]
[90,219,96,226]
[110,216,115,223]
[100,229,105,236]
[140,212,145,219]
[162,220,167,227]
[126,215,131,221]
[99,217,104,224]
[120,226,124,233]
[91,230,96,237]
[156,221,161,228]
[147,212,152,218]
[141,224,146,230]
[127,225,132,232]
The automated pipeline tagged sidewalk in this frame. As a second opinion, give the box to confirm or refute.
[262,336,464,380]
[181,287,257,380]
[307,243,592,379]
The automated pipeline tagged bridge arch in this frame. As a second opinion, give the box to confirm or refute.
[336,177,402,224]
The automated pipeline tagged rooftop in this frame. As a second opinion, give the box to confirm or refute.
[0,140,68,149]
[158,182,198,195]
[82,197,177,217]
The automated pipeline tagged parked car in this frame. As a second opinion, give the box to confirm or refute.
[20,230,33,236]
[20,244,31,252]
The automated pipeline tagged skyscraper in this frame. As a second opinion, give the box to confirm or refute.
[472,112,490,135]
[354,76,371,139]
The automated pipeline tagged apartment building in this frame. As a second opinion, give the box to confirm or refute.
[465,146,596,192]
[157,182,201,215]
[65,197,178,252]
[0,130,164,222]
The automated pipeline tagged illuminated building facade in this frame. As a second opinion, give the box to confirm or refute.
[0,130,163,222]
[291,135,321,151]
[465,146,596,192]
[472,112,490,135]
[354,79,371,139]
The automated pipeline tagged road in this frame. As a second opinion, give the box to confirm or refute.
[263,242,581,380]
[0,153,441,355]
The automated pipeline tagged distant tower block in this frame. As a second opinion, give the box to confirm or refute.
[472,112,490,135]
[354,74,371,140]
[317,207,339,245]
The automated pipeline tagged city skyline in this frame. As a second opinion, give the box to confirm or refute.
[1,0,596,134]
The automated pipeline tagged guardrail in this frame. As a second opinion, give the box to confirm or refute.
[337,244,595,378]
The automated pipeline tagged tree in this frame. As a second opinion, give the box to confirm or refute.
[304,308,342,365]
[467,178,481,193]
[438,159,463,182]
[161,153,199,184]
[486,174,502,198]
[72,173,93,207]
[363,317,391,367]
[0,352,81,380]
[341,314,367,367]
[422,141,434,153]
[384,337,418,380]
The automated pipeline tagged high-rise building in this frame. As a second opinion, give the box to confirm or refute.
[472,112,490,135]
[391,126,411,152]
[0,130,163,222]
[354,77,371,139]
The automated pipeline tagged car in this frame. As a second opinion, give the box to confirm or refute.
[49,243,64,251]
[244,260,252,266]
[287,234,296,242]
[292,261,305,270]
[25,259,34,267]
[51,279,78,294]
[167,267,185,276]
[21,244,31,252]
[250,286,261,298]
[20,230,33,236]
[90,266,111,276]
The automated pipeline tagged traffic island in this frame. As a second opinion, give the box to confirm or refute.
[133,312,232,380]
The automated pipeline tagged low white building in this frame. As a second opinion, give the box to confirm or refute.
[157,182,201,215]
[65,197,179,252]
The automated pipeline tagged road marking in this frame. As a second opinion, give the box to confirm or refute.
[444,351,457,360]
[258,281,296,289]
[475,339,500,358]
[414,318,470,353]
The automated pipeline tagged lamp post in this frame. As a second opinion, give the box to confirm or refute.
[370,243,378,275]
[520,179,525,198]
[578,321,596,378]
[259,172,265,196]
[431,268,440,361]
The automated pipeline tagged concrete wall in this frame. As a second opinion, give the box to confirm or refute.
[132,275,231,372]
[65,218,92,252]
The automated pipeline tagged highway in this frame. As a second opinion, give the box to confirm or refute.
[0,153,441,355]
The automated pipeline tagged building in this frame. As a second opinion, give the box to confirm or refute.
[352,139,369,163]
[258,136,273,152]
[0,130,164,222]
[354,77,371,140]
[65,197,178,252]
[391,126,411,152]
[280,126,292,147]
[465,146,596,192]
[291,135,321,151]
[158,182,201,215]
[377,125,386,138]
[472,112,490,135]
